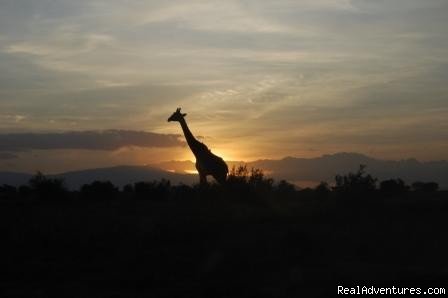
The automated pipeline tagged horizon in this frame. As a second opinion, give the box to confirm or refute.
[1,1,448,174]
[2,151,447,191]
[1,151,447,175]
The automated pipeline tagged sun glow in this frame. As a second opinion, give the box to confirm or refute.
[179,148,237,163]
[211,150,237,163]
[184,169,199,174]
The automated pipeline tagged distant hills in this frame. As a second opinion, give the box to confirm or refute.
[0,171,33,187]
[1,153,447,189]
[154,152,448,189]
[0,166,197,190]
[250,152,448,188]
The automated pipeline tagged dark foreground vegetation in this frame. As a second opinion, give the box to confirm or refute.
[0,166,447,297]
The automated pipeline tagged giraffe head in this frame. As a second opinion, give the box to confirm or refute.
[167,107,187,122]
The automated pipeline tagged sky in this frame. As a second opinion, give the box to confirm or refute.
[0,0,447,173]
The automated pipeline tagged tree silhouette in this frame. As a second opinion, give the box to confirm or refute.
[29,172,67,200]
[133,179,171,200]
[276,180,296,197]
[122,183,134,194]
[248,167,274,193]
[0,184,17,199]
[80,181,119,200]
[380,178,409,194]
[227,165,249,183]
[411,181,439,192]
[334,165,377,195]
[315,181,331,198]
[226,165,276,197]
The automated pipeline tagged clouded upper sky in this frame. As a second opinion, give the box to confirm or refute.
[1,0,447,173]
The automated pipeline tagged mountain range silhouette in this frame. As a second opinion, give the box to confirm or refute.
[1,152,447,189]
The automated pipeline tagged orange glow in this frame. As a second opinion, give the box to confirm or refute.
[178,147,240,163]
[211,149,239,162]
[184,169,199,174]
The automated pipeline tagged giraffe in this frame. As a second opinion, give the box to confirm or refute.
[168,108,228,185]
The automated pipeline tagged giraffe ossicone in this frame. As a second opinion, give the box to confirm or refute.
[168,108,228,185]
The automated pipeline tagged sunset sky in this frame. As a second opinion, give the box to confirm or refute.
[1,0,447,173]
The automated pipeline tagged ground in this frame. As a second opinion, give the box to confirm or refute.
[1,190,447,297]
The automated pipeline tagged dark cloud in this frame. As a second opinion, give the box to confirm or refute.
[0,130,184,151]
[0,152,18,159]
[0,0,447,163]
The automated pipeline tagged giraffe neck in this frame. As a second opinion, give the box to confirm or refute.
[179,118,200,157]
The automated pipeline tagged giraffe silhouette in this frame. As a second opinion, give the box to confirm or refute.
[168,108,228,185]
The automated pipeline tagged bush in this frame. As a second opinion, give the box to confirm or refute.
[134,179,171,200]
[411,181,439,192]
[227,165,249,184]
[380,179,409,194]
[226,165,274,197]
[275,180,297,197]
[248,167,274,193]
[333,165,377,195]
[315,181,331,193]
[122,184,134,194]
[0,184,17,199]
[172,184,195,199]
[80,181,119,200]
[29,172,67,200]
[226,165,251,194]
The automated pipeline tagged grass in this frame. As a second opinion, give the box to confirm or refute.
[1,189,447,297]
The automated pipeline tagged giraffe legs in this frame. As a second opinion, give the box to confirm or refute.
[196,161,207,185]
[199,172,207,185]
[213,173,227,185]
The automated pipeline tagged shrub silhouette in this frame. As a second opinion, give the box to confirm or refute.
[29,172,67,200]
[18,185,32,197]
[314,181,331,199]
[315,181,331,193]
[226,165,275,198]
[275,180,296,197]
[380,178,409,194]
[0,167,442,202]
[333,165,377,195]
[80,181,119,200]
[227,165,249,183]
[0,184,17,199]
[248,167,274,193]
[122,183,134,194]
[172,184,195,199]
[0,169,446,298]
[133,181,152,198]
[226,165,251,193]
[411,181,439,192]
[134,179,171,200]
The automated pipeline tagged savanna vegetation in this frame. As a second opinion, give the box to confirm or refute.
[0,165,447,297]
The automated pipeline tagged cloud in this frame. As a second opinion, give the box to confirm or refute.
[0,152,18,160]
[138,1,291,33]
[0,130,184,151]
[0,114,27,123]
[0,0,447,163]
